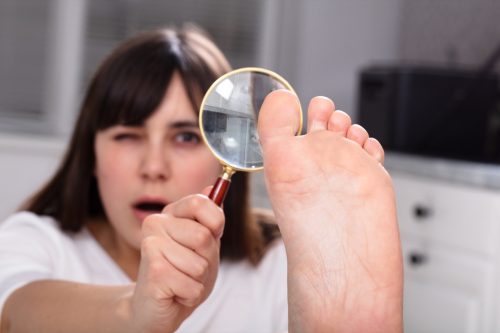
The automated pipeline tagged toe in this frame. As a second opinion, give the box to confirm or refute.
[258,89,302,145]
[307,96,335,132]
[327,110,352,136]
[346,124,369,146]
[363,137,385,164]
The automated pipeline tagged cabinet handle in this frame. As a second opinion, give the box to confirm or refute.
[413,205,431,220]
[408,252,427,266]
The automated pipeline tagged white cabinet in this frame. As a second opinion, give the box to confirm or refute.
[391,171,500,333]
[402,239,495,333]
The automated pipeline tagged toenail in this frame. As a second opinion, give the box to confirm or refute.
[310,119,327,131]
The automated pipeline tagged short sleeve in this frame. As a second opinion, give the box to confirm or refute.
[0,212,61,314]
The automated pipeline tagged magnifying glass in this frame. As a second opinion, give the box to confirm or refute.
[199,67,303,206]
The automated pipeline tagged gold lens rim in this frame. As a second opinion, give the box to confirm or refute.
[199,67,303,172]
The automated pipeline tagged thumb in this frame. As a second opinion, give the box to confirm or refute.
[257,89,302,145]
[201,185,213,197]
[201,185,224,240]
[201,185,225,210]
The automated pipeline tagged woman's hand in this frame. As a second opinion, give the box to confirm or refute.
[129,193,224,333]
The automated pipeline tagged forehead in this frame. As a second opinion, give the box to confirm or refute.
[144,72,199,125]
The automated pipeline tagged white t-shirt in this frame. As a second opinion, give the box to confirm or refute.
[0,212,288,333]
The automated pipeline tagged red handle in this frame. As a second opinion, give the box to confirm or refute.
[209,177,231,206]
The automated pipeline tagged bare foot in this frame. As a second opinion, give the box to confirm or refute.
[258,90,403,333]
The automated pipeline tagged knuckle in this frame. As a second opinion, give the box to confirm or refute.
[193,259,209,279]
[140,236,159,255]
[147,260,167,281]
[192,227,212,247]
[189,194,207,210]
[141,218,154,234]
[162,202,175,214]
[190,282,205,301]
[180,298,197,307]
[141,214,161,233]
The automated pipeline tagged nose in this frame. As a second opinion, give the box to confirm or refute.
[140,142,170,181]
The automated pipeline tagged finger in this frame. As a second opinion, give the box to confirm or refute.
[307,96,335,132]
[258,89,302,144]
[201,185,213,197]
[363,137,385,164]
[163,194,224,239]
[142,213,167,239]
[142,213,219,262]
[157,256,205,308]
[167,272,205,307]
[140,236,206,307]
[160,235,211,283]
[164,217,219,263]
[327,110,352,136]
[346,124,369,147]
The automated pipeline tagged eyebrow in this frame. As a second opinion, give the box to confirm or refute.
[169,120,199,129]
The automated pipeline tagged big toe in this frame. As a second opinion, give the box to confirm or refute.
[257,89,302,146]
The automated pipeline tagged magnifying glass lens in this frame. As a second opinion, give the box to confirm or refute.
[199,68,301,206]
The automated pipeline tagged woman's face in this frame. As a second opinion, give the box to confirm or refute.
[94,72,221,249]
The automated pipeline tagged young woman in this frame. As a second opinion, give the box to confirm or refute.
[0,26,403,333]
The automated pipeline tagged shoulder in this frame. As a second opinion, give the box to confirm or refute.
[0,212,65,312]
[0,211,89,260]
[0,212,130,285]
[1,211,61,236]
[0,211,71,260]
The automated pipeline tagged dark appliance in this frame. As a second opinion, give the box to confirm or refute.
[357,65,499,162]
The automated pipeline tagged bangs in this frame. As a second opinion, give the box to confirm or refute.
[93,38,177,130]
[85,29,229,132]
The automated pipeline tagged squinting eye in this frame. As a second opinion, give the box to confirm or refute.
[113,133,140,141]
[175,132,200,144]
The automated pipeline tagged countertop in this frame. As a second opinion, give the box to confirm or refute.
[385,152,500,191]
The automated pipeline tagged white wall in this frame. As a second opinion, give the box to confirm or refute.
[399,0,500,70]
[0,0,403,217]
[268,0,402,121]
[0,134,64,220]
[251,0,403,208]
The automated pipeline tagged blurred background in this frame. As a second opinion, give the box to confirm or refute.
[1,1,500,332]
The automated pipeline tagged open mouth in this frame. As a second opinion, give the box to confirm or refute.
[132,199,168,219]
[134,202,165,212]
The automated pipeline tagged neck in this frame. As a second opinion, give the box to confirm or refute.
[87,217,140,280]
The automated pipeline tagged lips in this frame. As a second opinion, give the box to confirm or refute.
[132,197,168,222]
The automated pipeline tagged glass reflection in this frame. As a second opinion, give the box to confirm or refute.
[202,71,286,170]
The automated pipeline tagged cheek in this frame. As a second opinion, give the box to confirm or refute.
[176,152,221,190]
[96,150,125,179]
[94,145,138,195]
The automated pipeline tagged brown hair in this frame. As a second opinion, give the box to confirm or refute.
[21,25,277,265]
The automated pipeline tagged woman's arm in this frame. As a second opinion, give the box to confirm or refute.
[1,281,135,333]
[1,193,225,333]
